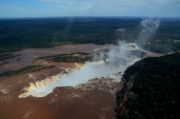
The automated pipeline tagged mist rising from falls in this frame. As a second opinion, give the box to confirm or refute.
[19,42,140,98]
[137,19,160,47]
[19,18,160,98]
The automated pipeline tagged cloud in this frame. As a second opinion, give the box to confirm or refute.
[35,0,180,17]
[0,0,179,18]
[77,2,94,10]
[38,0,180,7]
[37,0,180,14]
[39,0,77,4]
[38,0,94,10]
[39,0,180,16]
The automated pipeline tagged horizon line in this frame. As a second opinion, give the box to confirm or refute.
[0,16,180,20]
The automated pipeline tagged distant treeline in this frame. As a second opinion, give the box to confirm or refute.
[0,17,180,53]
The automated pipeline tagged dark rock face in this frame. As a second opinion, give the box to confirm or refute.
[116,53,180,119]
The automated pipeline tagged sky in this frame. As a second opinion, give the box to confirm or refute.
[0,0,180,18]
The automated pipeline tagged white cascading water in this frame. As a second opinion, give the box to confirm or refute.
[19,18,160,98]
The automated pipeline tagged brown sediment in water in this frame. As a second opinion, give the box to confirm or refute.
[0,44,110,73]
[0,43,161,119]
[0,68,123,119]
[0,44,122,119]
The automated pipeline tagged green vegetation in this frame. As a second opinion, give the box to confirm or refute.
[0,65,54,77]
[37,53,92,63]
[116,53,180,119]
[0,17,179,53]
[0,62,9,66]
[0,53,15,61]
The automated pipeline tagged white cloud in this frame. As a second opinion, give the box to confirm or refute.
[37,0,180,13]
[38,0,180,6]
[39,0,94,10]
[1,0,179,18]
[77,2,94,10]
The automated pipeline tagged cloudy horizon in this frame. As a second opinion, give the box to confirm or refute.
[0,0,180,18]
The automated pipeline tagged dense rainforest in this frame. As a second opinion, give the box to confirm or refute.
[0,17,180,53]
[116,53,180,119]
